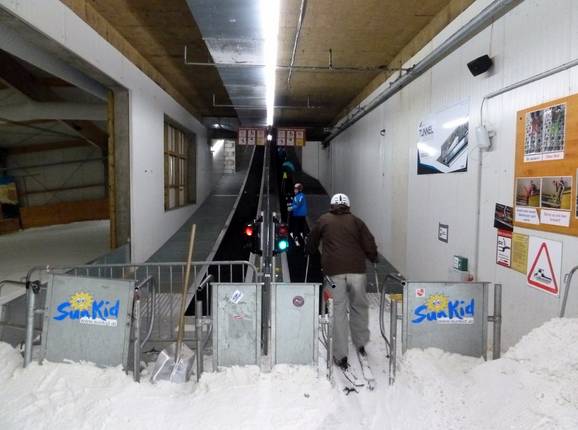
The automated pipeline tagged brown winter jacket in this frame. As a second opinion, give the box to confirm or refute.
[307,205,378,276]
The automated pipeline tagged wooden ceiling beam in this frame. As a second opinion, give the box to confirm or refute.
[0,51,108,151]
[0,50,56,100]
[333,0,476,124]
[60,0,204,120]
[5,140,93,155]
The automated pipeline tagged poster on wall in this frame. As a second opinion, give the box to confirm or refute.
[417,100,469,174]
[541,176,572,210]
[515,177,540,224]
[524,104,566,162]
[0,176,18,205]
[514,176,573,227]
[494,203,513,231]
[515,177,541,207]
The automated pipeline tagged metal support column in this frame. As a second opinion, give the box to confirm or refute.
[491,284,502,359]
[24,283,37,368]
[327,298,334,382]
[195,300,204,381]
[133,291,141,382]
[388,297,398,386]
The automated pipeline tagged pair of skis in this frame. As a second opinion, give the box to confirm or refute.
[337,351,375,395]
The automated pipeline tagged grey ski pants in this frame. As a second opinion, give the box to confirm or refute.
[328,273,370,361]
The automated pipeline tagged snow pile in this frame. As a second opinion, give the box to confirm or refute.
[0,220,109,282]
[1,317,577,429]
[383,318,578,430]
[0,343,335,430]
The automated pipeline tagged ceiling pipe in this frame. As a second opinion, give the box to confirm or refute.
[323,0,524,145]
[287,0,307,87]
[184,45,398,73]
[212,94,322,110]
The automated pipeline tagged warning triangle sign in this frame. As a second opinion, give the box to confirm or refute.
[527,242,558,295]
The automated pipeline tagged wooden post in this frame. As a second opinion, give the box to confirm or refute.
[107,90,117,249]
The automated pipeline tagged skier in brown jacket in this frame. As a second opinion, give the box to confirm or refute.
[307,193,378,373]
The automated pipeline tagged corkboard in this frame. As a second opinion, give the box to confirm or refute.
[514,95,578,236]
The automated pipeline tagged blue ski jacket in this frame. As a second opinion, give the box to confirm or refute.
[290,191,308,217]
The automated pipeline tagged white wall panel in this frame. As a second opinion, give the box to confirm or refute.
[0,0,216,262]
[301,141,320,180]
[319,0,578,350]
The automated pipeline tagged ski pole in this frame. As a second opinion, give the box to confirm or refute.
[304,254,310,282]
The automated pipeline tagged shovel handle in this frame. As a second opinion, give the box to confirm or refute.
[175,224,196,360]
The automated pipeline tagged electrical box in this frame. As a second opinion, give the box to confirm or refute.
[453,255,469,272]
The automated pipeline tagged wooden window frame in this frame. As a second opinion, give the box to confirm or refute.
[164,120,195,210]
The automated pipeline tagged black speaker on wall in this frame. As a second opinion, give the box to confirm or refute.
[467,54,493,76]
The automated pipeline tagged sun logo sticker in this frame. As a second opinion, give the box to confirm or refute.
[426,294,448,313]
[68,292,94,311]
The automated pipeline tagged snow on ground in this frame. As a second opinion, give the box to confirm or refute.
[1,302,577,429]
[0,220,109,300]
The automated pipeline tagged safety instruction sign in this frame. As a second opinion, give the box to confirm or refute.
[526,237,562,296]
[511,232,529,273]
[238,128,266,146]
[496,230,512,268]
[278,128,306,146]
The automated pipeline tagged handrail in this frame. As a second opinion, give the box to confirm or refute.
[560,265,578,318]
[379,270,406,356]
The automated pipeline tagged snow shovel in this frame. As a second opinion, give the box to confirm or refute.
[151,224,196,384]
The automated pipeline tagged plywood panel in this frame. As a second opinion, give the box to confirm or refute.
[514,95,578,236]
[20,199,109,229]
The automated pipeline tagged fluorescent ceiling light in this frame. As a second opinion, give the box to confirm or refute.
[442,116,469,129]
[261,0,280,126]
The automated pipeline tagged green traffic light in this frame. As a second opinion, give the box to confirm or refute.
[277,239,289,251]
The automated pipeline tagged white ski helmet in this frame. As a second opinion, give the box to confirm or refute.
[330,193,350,207]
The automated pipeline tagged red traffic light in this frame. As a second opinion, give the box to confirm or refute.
[244,225,254,236]
[277,224,289,236]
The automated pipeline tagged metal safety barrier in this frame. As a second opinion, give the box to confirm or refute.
[381,275,502,385]
[23,261,258,373]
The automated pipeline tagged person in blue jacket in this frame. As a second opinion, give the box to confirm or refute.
[287,183,308,247]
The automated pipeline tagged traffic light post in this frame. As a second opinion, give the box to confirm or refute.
[243,215,290,258]
[242,215,263,255]
[272,215,289,255]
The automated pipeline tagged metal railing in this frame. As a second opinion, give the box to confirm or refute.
[23,260,258,369]
[560,265,578,318]
[318,297,334,382]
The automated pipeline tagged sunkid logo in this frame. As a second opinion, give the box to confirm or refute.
[411,294,475,324]
[418,121,434,138]
[54,291,120,327]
